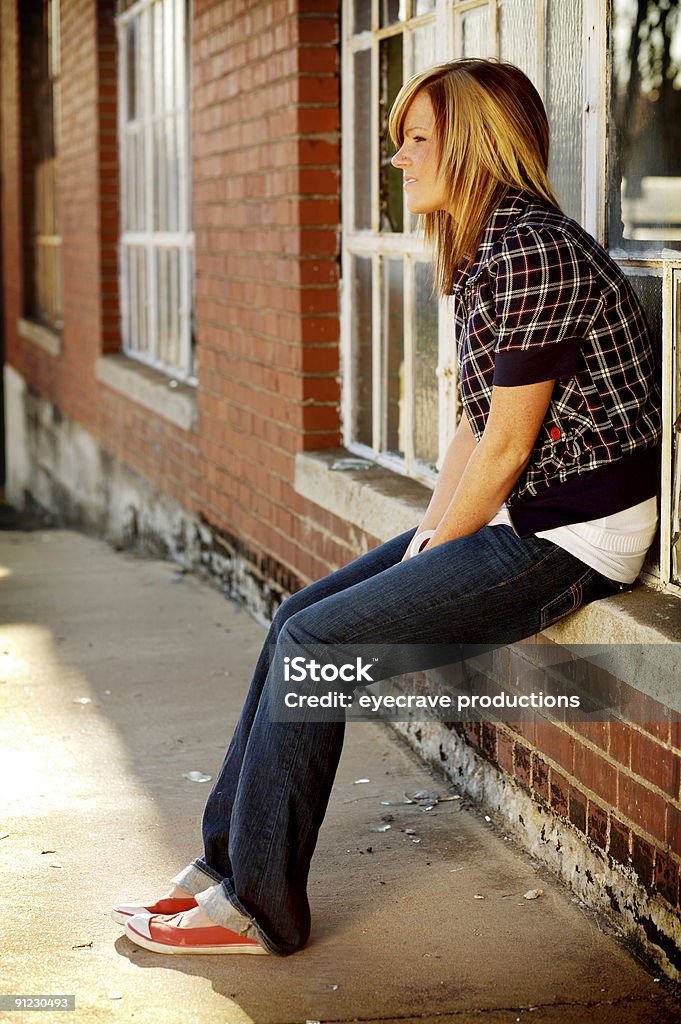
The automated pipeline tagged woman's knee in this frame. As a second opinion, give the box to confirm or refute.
[272,584,320,635]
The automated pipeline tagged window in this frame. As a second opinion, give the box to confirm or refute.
[342,0,585,482]
[608,0,681,588]
[21,0,62,331]
[116,0,194,381]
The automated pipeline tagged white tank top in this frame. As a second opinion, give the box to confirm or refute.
[487,497,658,584]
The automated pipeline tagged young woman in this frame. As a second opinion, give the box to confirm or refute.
[114,59,661,956]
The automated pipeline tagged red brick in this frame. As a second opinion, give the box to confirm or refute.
[534,720,574,774]
[587,801,608,850]
[298,46,338,74]
[514,742,531,791]
[571,720,608,750]
[608,721,631,768]
[609,817,631,867]
[568,785,586,833]
[654,848,679,908]
[573,743,618,806]
[505,718,536,744]
[666,803,681,857]
[496,729,514,775]
[670,719,681,753]
[618,773,667,843]
[532,753,550,803]
[631,834,655,890]
[298,17,338,44]
[550,770,569,817]
[629,732,681,799]
[298,107,340,134]
[621,682,671,742]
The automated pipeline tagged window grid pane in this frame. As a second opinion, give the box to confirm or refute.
[353,49,372,230]
[383,257,405,457]
[545,0,583,221]
[379,33,404,233]
[413,260,439,469]
[351,256,374,448]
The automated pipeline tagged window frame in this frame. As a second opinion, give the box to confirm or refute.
[115,0,195,383]
[23,0,63,333]
[341,1,459,485]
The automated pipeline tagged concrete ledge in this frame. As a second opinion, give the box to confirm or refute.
[295,447,430,540]
[96,353,197,432]
[546,586,681,645]
[545,589,681,713]
[18,318,61,357]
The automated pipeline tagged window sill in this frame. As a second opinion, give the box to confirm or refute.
[18,318,61,357]
[295,448,431,541]
[96,353,197,432]
[295,447,681,705]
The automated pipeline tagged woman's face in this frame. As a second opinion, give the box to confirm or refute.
[391,92,450,215]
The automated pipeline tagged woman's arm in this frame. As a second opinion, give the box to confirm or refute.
[416,412,479,533]
[423,379,555,551]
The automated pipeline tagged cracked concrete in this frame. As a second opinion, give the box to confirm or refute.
[2,527,681,1023]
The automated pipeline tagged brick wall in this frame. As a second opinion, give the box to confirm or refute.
[447,640,681,931]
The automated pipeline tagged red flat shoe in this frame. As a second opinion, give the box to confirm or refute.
[111,897,198,926]
[124,911,268,955]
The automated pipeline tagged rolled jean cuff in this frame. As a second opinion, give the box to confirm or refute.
[196,881,280,955]
[170,859,222,895]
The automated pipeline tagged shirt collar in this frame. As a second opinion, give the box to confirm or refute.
[451,188,536,292]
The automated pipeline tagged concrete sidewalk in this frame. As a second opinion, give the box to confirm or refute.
[1,526,681,1024]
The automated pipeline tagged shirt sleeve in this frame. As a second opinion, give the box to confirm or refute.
[492,225,602,387]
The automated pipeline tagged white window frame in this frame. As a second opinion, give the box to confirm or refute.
[116,0,195,383]
[341,1,459,486]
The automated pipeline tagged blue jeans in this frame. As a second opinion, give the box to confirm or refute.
[173,526,621,954]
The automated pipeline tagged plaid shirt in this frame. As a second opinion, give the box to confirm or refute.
[452,189,662,532]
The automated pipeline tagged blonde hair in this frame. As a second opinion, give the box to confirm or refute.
[388,59,560,296]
